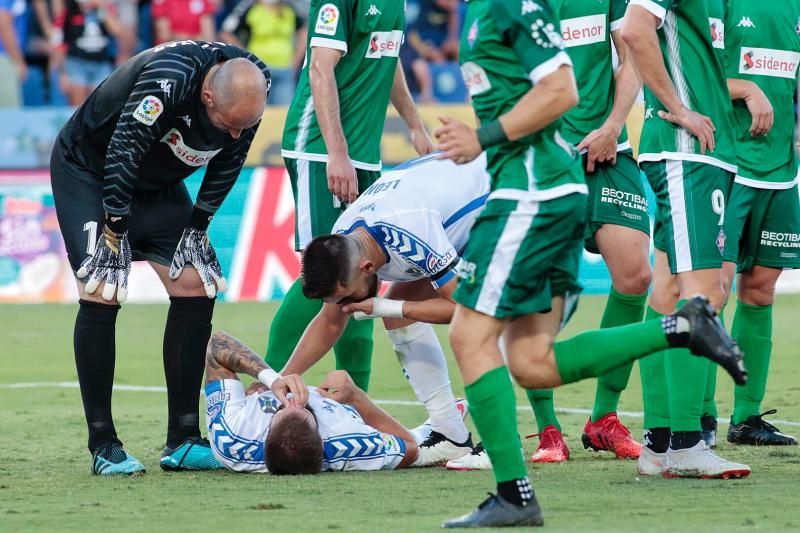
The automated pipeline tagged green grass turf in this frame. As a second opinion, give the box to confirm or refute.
[1,295,800,532]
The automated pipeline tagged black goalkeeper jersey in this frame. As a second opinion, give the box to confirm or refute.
[57,40,271,216]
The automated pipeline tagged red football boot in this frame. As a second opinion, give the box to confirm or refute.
[581,413,642,459]
[528,425,570,463]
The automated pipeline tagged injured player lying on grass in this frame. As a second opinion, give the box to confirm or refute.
[204,331,423,473]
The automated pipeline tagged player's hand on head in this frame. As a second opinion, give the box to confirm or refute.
[577,125,619,173]
[434,116,481,165]
[169,227,227,299]
[327,153,358,204]
[658,108,716,154]
[77,213,132,303]
[318,370,358,404]
[271,373,309,407]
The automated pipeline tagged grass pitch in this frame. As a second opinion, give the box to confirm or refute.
[2,295,800,532]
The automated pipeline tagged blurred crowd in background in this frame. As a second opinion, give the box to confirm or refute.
[0,0,468,108]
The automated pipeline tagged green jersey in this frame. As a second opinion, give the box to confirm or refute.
[556,0,630,151]
[281,0,404,170]
[724,0,800,189]
[460,0,585,199]
[632,0,736,171]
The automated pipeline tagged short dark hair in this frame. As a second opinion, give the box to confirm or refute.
[301,234,356,299]
[265,411,324,475]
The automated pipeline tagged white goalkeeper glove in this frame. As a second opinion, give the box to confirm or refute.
[169,207,227,298]
[77,213,131,302]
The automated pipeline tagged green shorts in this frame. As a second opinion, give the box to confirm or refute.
[583,151,651,253]
[722,182,800,271]
[643,160,733,274]
[285,157,381,251]
[454,193,586,320]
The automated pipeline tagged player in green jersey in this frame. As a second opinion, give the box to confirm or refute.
[622,0,753,478]
[523,0,651,464]
[716,0,800,446]
[435,0,746,527]
[267,0,434,391]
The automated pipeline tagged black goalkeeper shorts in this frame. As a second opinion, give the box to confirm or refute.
[51,141,193,272]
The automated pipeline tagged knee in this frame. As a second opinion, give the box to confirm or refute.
[738,273,778,306]
[507,344,550,390]
[650,277,680,312]
[613,265,653,295]
[166,268,207,297]
[448,322,493,363]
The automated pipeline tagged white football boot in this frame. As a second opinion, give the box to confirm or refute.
[410,398,471,467]
[637,446,666,476]
[410,398,469,444]
[446,443,492,471]
[663,441,751,479]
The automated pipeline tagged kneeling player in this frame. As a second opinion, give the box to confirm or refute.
[280,153,491,467]
[204,331,418,473]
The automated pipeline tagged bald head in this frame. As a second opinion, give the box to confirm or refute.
[203,58,269,138]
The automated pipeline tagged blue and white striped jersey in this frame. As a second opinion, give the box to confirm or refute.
[333,153,490,289]
[206,380,406,473]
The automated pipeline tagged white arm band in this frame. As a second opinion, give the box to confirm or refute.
[353,297,405,320]
[257,368,281,388]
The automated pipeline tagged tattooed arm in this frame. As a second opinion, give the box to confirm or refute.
[205,331,270,383]
[205,331,310,406]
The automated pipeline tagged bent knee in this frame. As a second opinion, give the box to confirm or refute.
[612,267,652,295]
[507,347,552,390]
[166,267,207,297]
[738,272,779,306]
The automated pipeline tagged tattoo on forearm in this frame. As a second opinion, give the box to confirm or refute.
[207,333,268,377]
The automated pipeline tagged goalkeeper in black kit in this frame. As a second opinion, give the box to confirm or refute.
[50,40,271,475]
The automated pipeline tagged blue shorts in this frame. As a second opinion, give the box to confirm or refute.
[64,56,114,88]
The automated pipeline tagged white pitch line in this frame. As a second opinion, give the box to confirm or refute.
[3,381,800,428]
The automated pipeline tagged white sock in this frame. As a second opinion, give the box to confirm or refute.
[386,322,469,443]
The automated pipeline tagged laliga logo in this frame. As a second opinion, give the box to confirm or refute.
[141,98,161,116]
[320,5,337,24]
[315,3,339,36]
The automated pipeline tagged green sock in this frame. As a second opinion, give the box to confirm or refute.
[265,278,374,391]
[639,306,671,429]
[526,389,561,432]
[702,313,723,418]
[731,302,773,424]
[334,318,374,392]
[591,288,648,421]
[465,366,527,483]
[666,299,706,432]
[554,319,668,384]
[703,364,718,418]
[265,278,323,369]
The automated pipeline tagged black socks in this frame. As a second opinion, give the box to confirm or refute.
[75,300,120,452]
[163,296,215,448]
[497,478,533,507]
[643,427,671,453]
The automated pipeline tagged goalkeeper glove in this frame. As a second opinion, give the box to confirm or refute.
[169,207,227,298]
[77,213,131,302]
